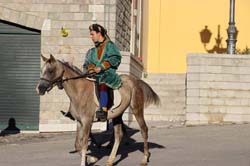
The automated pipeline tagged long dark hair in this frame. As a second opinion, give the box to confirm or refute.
[89,23,110,39]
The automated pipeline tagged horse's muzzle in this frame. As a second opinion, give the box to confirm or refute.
[36,81,49,95]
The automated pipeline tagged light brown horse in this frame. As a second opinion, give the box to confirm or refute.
[36,54,160,166]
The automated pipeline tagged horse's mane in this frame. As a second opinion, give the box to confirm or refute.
[58,60,84,75]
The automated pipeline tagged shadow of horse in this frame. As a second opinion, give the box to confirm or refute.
[87,124,165,166]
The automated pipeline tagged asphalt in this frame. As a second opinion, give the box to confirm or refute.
[0,122,250,166]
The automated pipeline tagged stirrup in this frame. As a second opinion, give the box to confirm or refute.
[96,109,107,122]
[60,111,75,121]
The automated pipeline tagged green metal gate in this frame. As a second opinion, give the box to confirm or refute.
[0,20,41,131]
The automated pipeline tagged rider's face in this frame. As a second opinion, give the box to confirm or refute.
[90,30,101,43]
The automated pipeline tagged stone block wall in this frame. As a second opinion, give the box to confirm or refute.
[187,54,250,125]
[115,0,131,51]
[118,51,143,78]
[141,73,186,122]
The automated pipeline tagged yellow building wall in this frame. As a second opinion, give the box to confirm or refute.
[147,0,250,73]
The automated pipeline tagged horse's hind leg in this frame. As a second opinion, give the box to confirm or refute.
[133,109,149,166]
[107,116,123,166]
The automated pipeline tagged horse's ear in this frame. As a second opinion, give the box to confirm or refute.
[41,54,48,62]
[49,54,56,63]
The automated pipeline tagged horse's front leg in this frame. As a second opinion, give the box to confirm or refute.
[75,121,83,152]
[80,118,92,166]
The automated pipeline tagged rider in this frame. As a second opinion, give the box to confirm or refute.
[83,23,122,121]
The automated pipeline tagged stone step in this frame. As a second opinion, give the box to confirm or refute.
[151,88,186,96]
[144,109,186,115]
[143,73,186,79]
[149,85,186,92]
[138,73,186,122]
[147,102,186,107]
[143,78,186,85]
[143,114,186,121]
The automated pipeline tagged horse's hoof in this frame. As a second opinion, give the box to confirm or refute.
[87,155,98,163]
[140,159,148,166]
[106,163,113,166]
[141,154,150,166]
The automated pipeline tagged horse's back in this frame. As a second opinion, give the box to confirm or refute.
[119,74,160,107]
[119,74,137,83]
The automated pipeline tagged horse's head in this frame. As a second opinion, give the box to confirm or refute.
[36,54,64,95]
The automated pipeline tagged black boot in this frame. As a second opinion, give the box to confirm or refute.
[96,108,107,122]
[60,111,75,121]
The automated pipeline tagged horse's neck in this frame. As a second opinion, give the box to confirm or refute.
[62,64,93,101]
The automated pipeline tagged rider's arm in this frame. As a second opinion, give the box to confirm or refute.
[83,49,96,73]
[100,42,121,70]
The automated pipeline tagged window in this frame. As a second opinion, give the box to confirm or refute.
[131,0,142,59]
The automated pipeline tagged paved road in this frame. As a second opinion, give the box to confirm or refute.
[0,122,250,166]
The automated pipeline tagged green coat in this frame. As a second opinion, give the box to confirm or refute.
[83,40,122,89]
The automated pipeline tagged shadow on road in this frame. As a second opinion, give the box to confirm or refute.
[87,124,165,166]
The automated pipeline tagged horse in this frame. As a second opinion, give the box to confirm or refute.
[36,54,160,166]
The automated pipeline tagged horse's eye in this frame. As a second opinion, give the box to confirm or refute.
[48,69,53,74]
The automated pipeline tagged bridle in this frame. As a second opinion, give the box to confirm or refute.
[40,70,65,92]
[40,70,96,93]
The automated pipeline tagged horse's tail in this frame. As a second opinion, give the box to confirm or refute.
[107,82,132,120]
[107,75,160,119]
[137,79,161,108]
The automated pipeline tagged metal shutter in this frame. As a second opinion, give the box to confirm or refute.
[0,20,40,131]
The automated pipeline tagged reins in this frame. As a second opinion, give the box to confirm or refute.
[62,72,96,82]
[40,60,96,93]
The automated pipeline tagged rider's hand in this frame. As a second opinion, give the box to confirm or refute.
[94,67,101,73]
[88,69,95,74]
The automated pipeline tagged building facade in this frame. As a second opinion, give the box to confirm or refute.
[1,0,250,132]
[0,0,143,132]
[141,0,250,124]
